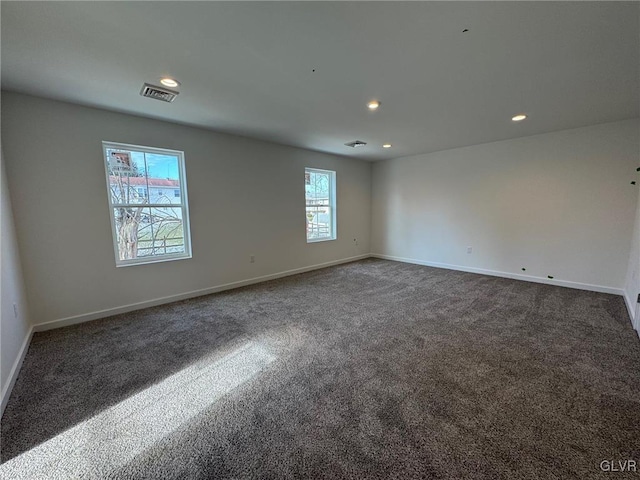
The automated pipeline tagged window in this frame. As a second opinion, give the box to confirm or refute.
[305,167,336,242]
[103,142,192,266]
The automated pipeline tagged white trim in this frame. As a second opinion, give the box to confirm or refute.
[371,253,624,296]
[1,326,34,415]
[307,237,336,243]
[32,254,372,333]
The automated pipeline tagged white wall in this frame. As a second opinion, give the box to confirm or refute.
[1,92,371,328]
[372,120,640,293]
[1,147,32,413]
[624,183,640,333]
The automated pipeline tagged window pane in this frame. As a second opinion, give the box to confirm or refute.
[305,171,330,200]
[113,207,152,260]
[145,153,182,202]
[113,207,186,259]
[306,205,332,240]
[148,207,185,256]
[107,150,147,205]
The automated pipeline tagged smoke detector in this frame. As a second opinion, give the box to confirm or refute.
[140,83,179,103]
[344,140,367,148]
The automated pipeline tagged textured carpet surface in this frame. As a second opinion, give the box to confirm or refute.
[1,259,639,479]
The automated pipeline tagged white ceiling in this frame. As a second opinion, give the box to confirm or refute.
[2,2,638,161]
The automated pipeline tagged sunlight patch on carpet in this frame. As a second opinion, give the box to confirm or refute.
[0,341,275,479]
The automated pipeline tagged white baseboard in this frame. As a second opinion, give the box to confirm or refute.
[1,326,33,416]
[371,253,625,296]
[32,254,372,333]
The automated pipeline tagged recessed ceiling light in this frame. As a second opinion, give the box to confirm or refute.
[382,144,392,148]
[160,78,180,88]
[512,114,527,122]
[367,100,380,110]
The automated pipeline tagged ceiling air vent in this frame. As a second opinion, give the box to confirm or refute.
[140,83,179,103]
[344,140,367,148]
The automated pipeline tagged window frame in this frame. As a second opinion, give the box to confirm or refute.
[102,141,193,267]
[305,167,337,243]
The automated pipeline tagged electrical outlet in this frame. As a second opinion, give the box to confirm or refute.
[467,247,472,254]
[250,255,255,263]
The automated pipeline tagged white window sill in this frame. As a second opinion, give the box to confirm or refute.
[116,253,192,267]
[306,237,336,244]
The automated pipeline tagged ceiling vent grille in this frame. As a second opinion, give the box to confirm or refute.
[140,83,179,103]
[344,140,367,148]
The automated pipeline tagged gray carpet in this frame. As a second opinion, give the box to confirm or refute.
[1,258,639,479]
